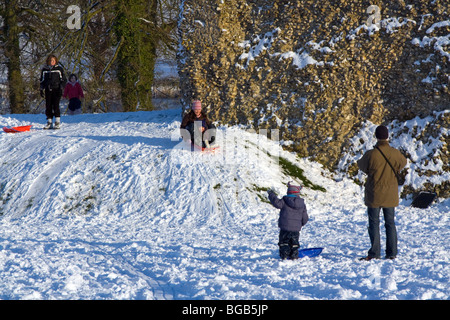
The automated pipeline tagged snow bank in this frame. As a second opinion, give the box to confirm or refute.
[237,28,280,69]
[338,111,449,194]
[276,51,323,69]
[412,19,450,60]
[0,109,448,300]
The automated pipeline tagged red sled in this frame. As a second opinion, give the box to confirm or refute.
[192,143,219,153]
[3,125,32,133]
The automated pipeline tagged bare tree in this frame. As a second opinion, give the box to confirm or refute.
[1,0,179,114]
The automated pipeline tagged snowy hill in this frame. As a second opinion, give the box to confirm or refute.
[0,109,448,300]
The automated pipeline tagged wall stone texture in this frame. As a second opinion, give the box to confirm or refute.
[177,0,449,197]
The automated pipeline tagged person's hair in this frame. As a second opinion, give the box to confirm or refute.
[46,54,58,65]
[186,109,211,126]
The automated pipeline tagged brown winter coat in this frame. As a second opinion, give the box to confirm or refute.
[357,140,407,208]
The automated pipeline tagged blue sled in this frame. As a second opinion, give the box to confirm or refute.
[298,247,323,258]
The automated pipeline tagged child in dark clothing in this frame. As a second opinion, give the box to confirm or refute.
[268,182,309,260]
[180,100,216,148]
[40,54,66,129]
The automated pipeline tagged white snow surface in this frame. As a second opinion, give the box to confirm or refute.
[0,109,448,300]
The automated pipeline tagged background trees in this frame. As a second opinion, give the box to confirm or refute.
[0,0,178,114]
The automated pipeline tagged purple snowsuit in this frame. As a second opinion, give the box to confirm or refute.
[268,192,308,232]
[268,191,309,259]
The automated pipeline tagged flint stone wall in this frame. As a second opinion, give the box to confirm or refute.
[177,0,449,197]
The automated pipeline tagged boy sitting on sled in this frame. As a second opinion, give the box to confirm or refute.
[180,100,216,148]
[268,182,309,260]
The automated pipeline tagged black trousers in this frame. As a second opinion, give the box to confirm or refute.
[45,89,62,119]
[68,98,81,111]
[278,229,300,259]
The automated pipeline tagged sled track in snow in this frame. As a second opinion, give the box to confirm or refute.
[14,141,96,219]
[84,226,174,300]
[159,151,220,230]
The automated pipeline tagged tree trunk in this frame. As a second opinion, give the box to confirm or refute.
[3,0,26,113]
[115,0,157,112]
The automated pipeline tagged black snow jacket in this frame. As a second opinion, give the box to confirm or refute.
[40,64,67,91]
[268,191,309,232]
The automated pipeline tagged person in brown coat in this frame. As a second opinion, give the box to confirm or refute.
[357,125,407,260]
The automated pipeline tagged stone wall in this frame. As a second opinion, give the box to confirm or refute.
[177,0,449,197]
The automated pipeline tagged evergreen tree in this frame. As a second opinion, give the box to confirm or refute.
[115,0,158,112]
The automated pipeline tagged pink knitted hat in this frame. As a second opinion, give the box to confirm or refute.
[287,181,302,195]
[192,100,202,110]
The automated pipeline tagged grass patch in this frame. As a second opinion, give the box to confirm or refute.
[252,184,269,192]
[245,139,326,192]
[107,154,118,161]
[0,182,15,216]
[251,184,271,203]
[278,157,326,192]
[64,185,98,215]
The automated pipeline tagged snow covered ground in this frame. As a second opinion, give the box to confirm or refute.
[0,108,448,300]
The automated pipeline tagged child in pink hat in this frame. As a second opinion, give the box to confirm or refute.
[192,100,202,110]
[180,100,216,148]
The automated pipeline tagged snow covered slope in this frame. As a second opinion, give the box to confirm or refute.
[0,109,448,300]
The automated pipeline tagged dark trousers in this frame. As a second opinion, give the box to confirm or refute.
[68,97,81,111]
[45,89,61,119]
[278,229,300,259]
[367,207,397,258]
[186,122,216,148]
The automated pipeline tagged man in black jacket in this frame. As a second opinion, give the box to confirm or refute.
[40,55,66,129]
